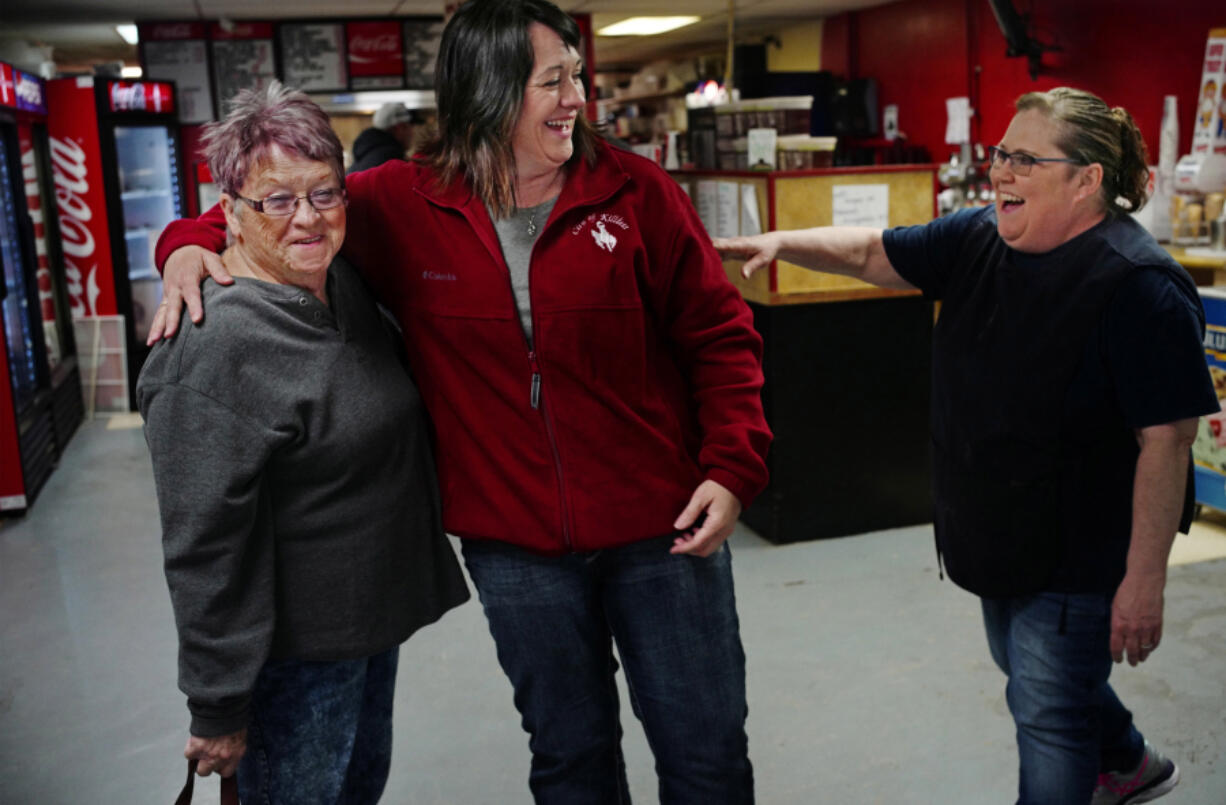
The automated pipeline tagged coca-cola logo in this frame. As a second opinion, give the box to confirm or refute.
[350,34,400,55]
[151,23,195,39]
[15,74,42,107]
[111,83,147,111]
[49,135,99,317]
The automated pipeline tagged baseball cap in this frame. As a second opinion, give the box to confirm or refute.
[373,102,423,129]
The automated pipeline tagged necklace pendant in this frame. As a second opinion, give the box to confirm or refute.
[526,217,537,237]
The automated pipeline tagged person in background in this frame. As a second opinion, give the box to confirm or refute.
[137,82,468,803]
[348,101,423,173]
[148,0,771,802]
[715,87,1215,805]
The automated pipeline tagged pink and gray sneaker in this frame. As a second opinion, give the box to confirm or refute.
[1091,741,1180,804]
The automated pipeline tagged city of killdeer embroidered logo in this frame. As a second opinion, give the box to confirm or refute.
[572,212,630,253]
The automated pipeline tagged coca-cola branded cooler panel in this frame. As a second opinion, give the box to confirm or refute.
[347,21,404,90]
[46,77,117,319]
[17,124,64,373]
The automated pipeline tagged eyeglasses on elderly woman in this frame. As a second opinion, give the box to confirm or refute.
[987,145,1086,176]
[235,187,347,217]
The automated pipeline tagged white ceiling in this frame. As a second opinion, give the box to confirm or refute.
[1,0,892,72]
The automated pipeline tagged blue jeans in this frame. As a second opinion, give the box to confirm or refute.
[462,536,753,804]
[236,646,398,805]
[982,593,1146,805]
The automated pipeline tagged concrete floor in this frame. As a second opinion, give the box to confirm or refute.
[2,414,1225,804]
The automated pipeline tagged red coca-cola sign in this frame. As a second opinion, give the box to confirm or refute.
[347,21,404,81]
[139,21,207,41]
[45,77,117,318]
[107,80,175,114]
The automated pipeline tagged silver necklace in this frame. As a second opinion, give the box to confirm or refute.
[526,209,538,237]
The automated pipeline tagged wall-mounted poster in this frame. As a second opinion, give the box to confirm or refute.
[210,22,276,109]
[280,23,347,92]
[346,21,404,89]
[401,18,445,90]
[140,22,214,123]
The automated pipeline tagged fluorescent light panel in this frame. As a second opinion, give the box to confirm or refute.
[597,16,700,36]
[115,24,139,45]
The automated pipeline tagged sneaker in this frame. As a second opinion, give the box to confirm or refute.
[1091,742,1180,804]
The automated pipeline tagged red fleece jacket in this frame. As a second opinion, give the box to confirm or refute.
[156,141,771,554]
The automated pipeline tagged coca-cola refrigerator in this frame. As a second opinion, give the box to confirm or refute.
[0,62,82,514]
[46,75,184,410]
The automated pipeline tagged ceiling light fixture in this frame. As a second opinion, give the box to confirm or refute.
[596,16,700,36]
[121,66,143,78]
[115,24,139,45]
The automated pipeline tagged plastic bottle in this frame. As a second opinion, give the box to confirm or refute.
[1152,95,1178,241]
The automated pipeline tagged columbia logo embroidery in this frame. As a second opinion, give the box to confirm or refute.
[422,271,458,281]
[572,212,631,253]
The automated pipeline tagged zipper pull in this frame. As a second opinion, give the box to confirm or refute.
[529,351,541,410]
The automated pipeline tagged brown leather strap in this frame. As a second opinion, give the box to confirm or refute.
[176,759,239,805]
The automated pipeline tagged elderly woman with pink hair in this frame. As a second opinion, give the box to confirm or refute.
[136,82,468,803]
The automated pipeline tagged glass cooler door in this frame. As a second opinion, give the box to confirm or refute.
[0,129,38,415]
[113,125,182,344]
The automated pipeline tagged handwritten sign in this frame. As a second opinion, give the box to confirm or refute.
[280,24,347,92]
[143,40,213,122]
[211,38,276,109]
[402,19,445,90]
[832,184,889,228]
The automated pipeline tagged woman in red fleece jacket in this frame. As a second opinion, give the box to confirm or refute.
[152,1,770,801]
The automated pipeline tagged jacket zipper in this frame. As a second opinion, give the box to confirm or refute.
[528,349,573,550]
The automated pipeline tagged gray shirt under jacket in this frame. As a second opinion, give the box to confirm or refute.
[137,257,469,737]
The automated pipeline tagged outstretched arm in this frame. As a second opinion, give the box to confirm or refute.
[712,227,914,290]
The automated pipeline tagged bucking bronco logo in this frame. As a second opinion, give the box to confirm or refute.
[590,221,617,252]
[573,212,630,253]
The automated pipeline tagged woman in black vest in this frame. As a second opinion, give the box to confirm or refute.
[715,87,1217,805]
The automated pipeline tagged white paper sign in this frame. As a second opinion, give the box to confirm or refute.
[747,128,777,169]
[716,182,739,238]
[739,184,762,236]
[832,184,889,228]
[945,96,970,145]
[695,181,719,236]
[143,40,214,123]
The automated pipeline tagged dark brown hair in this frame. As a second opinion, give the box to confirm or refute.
[419,0,598,216]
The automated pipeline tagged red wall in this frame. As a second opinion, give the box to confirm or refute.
[823,0,1223,162]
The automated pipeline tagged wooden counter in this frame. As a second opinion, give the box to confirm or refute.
[673,164,937,304]
[673,165,938,542]
[1164,244,1226,286]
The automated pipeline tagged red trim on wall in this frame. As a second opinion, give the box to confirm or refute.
[823,0,1222,163]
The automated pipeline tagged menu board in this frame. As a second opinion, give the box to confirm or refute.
[402,18,445,90]
[347,21,404,89]
[210,23,276,109]
[140,22,214,123]
[280,23,347,92]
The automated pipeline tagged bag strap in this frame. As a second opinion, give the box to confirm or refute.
[175,759,239,805]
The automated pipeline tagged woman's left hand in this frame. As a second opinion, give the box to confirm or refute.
[671,480,742,556]
[185,729,247,778]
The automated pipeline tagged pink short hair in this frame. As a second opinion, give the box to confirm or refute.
[203,80,344,195]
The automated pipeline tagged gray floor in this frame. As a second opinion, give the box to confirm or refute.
[2,416,1225,804]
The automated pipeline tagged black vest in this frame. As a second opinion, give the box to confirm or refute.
[931,216,1150,598]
